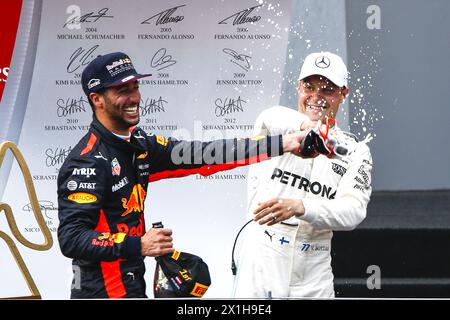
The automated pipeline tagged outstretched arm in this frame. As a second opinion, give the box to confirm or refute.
[146,129,313,182]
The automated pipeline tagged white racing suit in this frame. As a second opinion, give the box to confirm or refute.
[233,106,372,298]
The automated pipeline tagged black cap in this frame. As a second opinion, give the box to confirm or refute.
[81,52,151,96]
[154,250,211,298]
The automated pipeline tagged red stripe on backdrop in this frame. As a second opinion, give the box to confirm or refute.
[0,0,23,103]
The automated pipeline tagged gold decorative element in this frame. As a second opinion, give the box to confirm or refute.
[0,141,53,299]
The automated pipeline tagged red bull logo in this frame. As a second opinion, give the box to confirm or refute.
[97,232,126,243]
[121,184,146,216]
[97,233,112,241]
[91,232,126,247]
[116,213,145,236]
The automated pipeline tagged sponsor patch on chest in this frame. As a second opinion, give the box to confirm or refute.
[112,176,129,192]
[331,162,347,176]
[111,158,121,176]
[270,168,336,199]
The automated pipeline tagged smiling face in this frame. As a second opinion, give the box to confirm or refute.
[90,81,141,135]
[298,75,348,122]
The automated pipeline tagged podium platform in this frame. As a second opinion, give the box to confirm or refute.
[332,190,450,298]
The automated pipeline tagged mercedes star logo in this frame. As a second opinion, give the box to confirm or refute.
[315,55,330,69]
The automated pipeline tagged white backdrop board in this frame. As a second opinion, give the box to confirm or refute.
[0,0,295,298]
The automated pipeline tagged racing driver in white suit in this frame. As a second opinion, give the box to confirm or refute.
[233,52,373,298]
